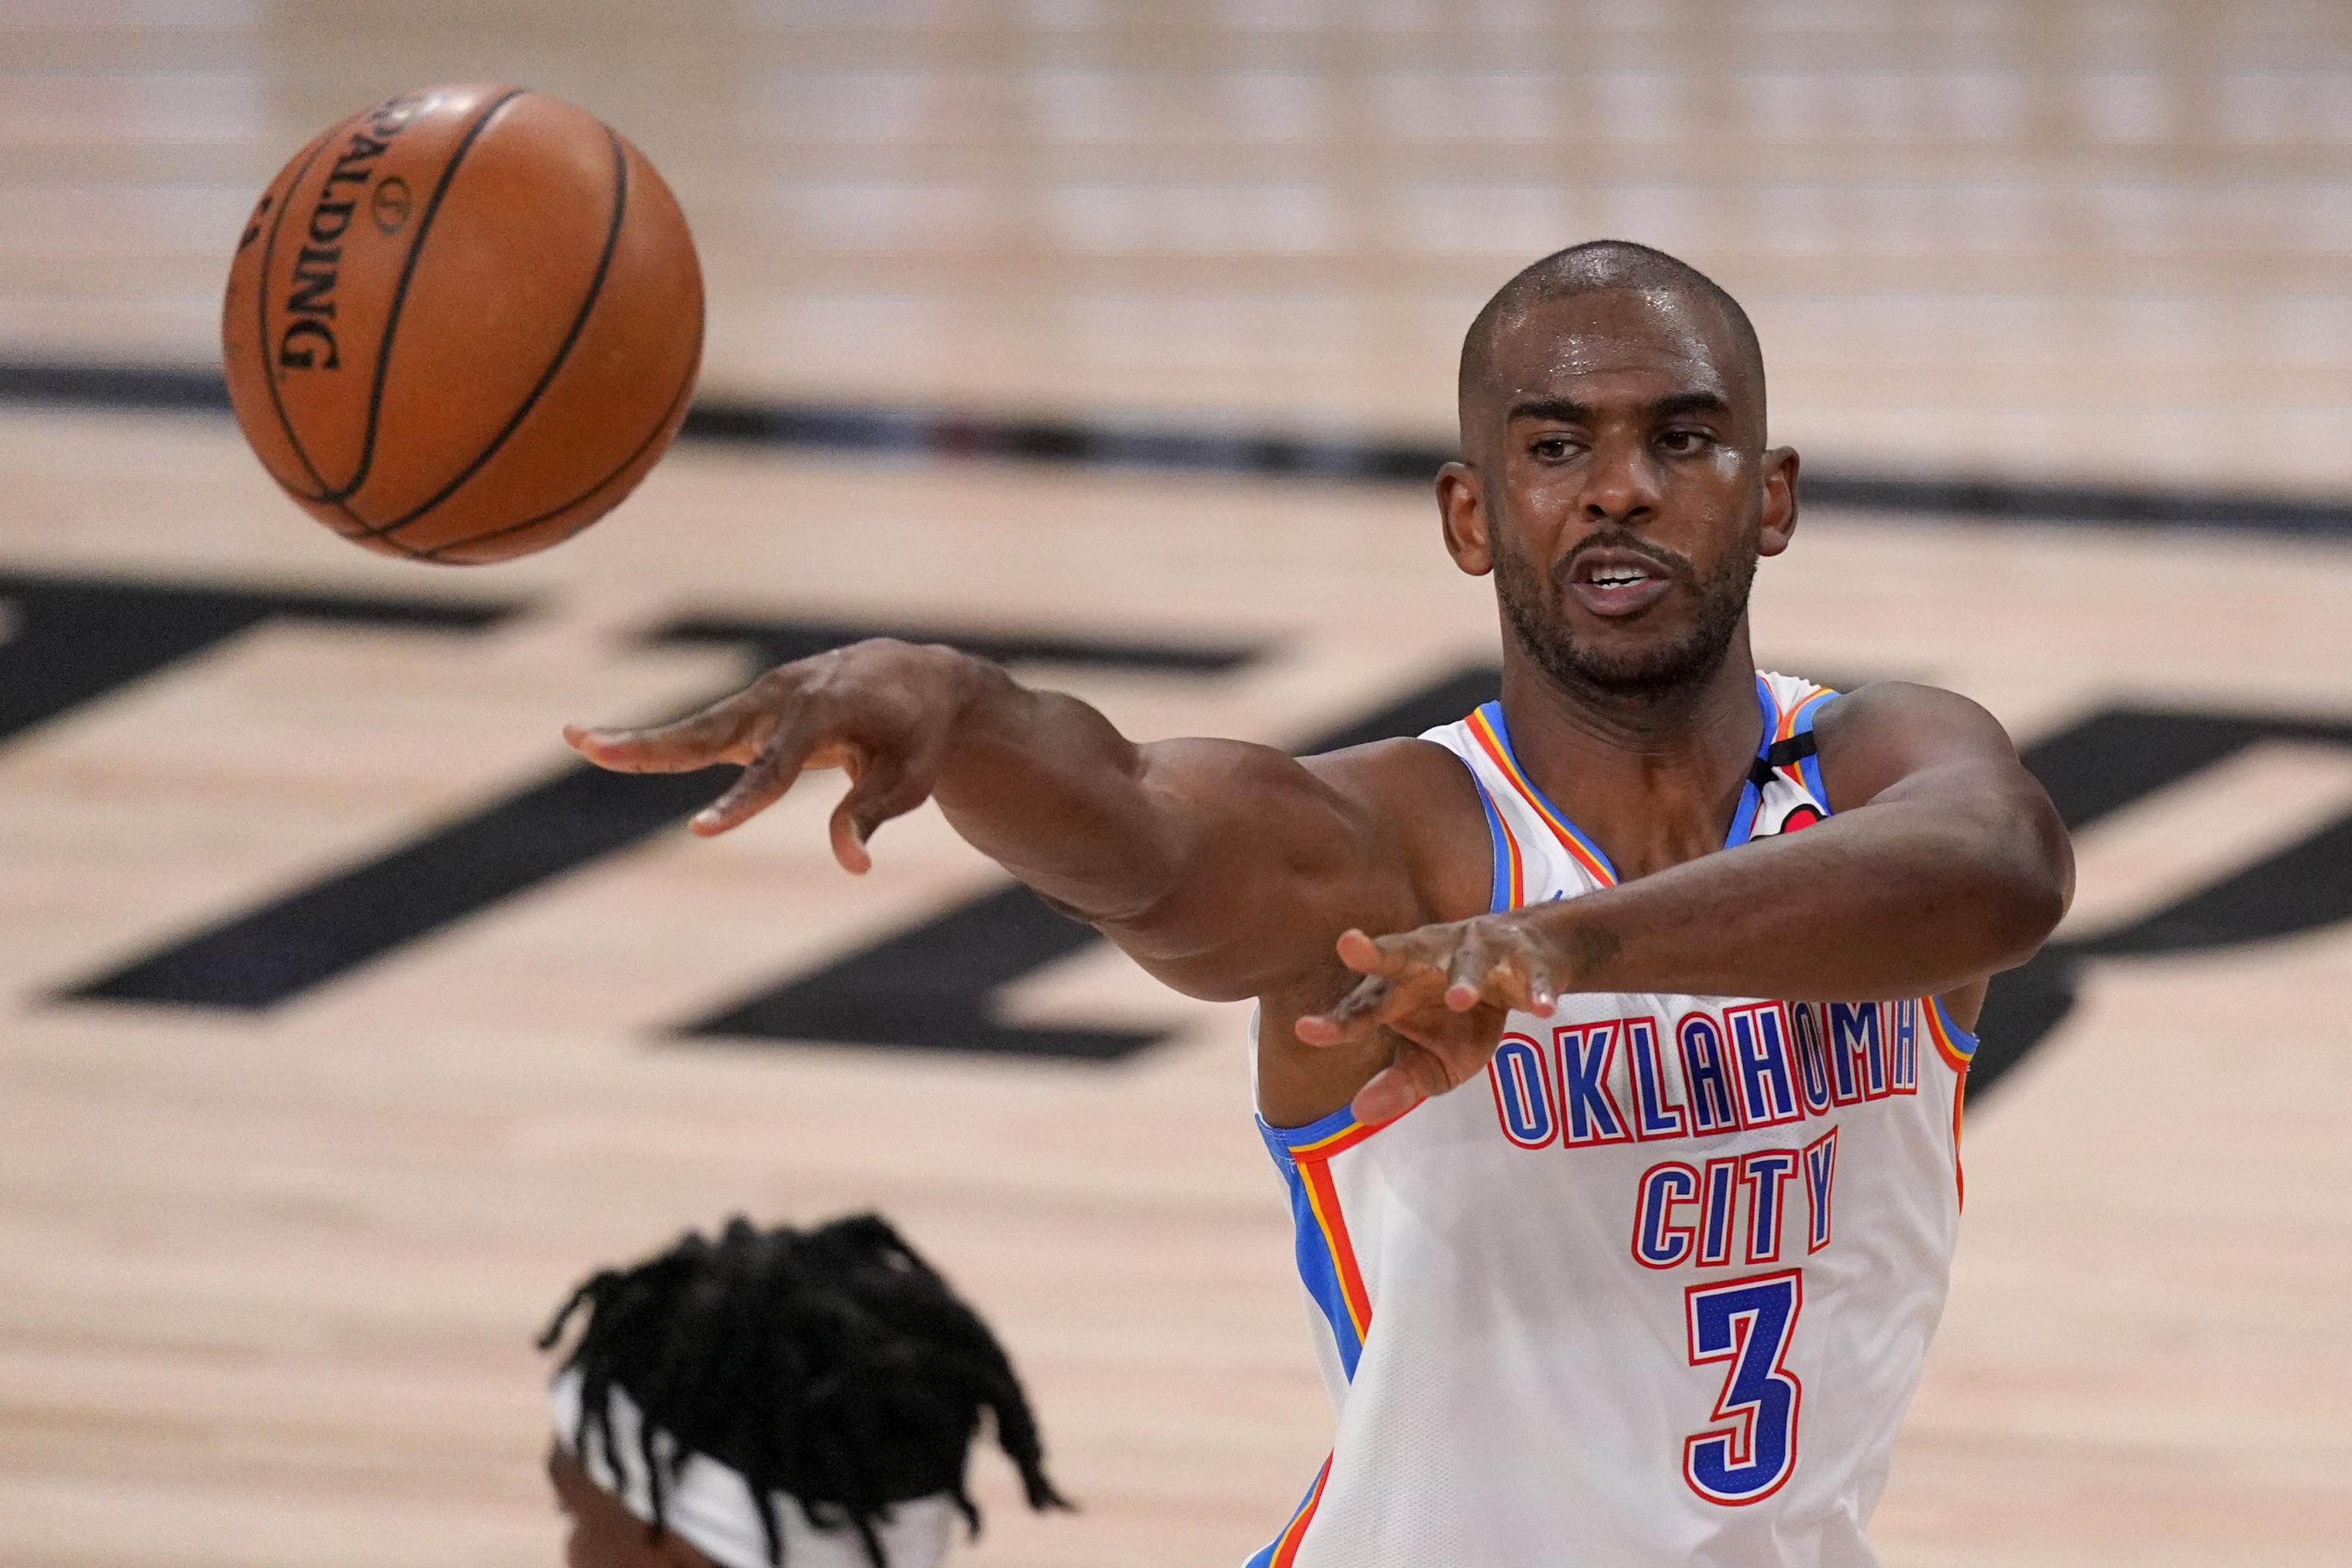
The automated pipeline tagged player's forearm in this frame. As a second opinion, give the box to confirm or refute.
[1527,783,2070,1002]
[929,657,1186,921]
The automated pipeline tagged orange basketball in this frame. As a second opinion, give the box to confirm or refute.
[221,85,703,564]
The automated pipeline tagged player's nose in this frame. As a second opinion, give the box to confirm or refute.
[1577,430,1664,527]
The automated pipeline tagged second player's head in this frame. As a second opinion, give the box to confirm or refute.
[1443,240,1797,706]
[540,1214,1068,1568]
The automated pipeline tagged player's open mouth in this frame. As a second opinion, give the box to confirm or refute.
[1566,549,1675,618]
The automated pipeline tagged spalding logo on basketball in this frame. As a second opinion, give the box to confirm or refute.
[220,84,704,564]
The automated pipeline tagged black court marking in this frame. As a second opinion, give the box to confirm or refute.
[61,614,1263,1012]
[0,570,519,748]
[688,883,1162,1061]
[353,125,631,545]
[4,360,2350,534]
[1969,704,2352,1093]
[67,762,735,1010]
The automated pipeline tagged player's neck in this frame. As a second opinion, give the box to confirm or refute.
[1496,634,1763,880]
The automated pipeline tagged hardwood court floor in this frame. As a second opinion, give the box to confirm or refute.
[3,1,2352,1564]
[3,407,2352,1566]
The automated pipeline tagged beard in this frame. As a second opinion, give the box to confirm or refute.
[1493,525,1758,701]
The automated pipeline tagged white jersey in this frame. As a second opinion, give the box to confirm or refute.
[1249,672,1976,1568]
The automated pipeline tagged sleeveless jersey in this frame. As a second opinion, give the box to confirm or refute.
[1248,672,1976,1568]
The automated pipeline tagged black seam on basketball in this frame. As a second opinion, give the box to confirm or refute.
[252,119,348,501]
[420,328,699,560]
[315,87,526,508]
[348,125,632,544]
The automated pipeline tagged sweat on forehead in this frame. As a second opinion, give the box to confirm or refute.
[1458,240,1765,428]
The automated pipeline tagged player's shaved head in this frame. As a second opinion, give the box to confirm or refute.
[1457,240,1766,448]
[1434,240,1798,708]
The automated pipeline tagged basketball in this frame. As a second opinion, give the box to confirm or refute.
[220,84,702,564]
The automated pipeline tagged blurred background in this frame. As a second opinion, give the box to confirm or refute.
[2,2,2348,1565]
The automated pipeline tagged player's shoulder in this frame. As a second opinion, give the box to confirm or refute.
[1297,733,1481,812]
[1299,737,1494,923]
[1811,679,2015,747]
[1808,680,2025,809]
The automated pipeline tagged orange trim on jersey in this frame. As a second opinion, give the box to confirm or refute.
[1951,1073,1969,1210]
[1266,1455,1332,1567]
[1773,685,1828,743]
[1495,805,1527,908]
[1466,708,1616,887]
[1922,996,1974,1073]
[1775,685,1836,785]
[1297,1152,1374,1341]
[1289,1114,1389,1163]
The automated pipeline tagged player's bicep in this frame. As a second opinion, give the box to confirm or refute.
[1816,681,2074,912]
[1090,738,1430,1003]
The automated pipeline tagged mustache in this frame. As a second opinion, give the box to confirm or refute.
[1552,530,1697,586]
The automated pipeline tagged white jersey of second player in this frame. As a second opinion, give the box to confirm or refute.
[1248,671,1977,1568]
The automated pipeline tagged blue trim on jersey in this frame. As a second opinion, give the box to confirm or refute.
[1432,735,1515,915]
[1722,784,1762,849]
[1474,774,1511,913]
[1720,675,1781,850]
[1792,690,1839,808]
[1259,1100,1361,1157]
[1246,1460,1330,1568]
[1259,1115,1367,1380]
[1475,699,1621,882]
[1286,1160,1367,1379]
[1931,993,1981,1059]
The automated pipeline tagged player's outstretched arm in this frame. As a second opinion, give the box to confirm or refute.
[1297,682,2073,1122]
[567,639,1462,1005]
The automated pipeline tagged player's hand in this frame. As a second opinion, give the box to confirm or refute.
[1294,914,1561,1124]
[564,639,975,870]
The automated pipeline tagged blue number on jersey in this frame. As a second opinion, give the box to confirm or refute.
[1682,1271,1804,1504]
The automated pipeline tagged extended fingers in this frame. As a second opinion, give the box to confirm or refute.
[566,694,766,775]
[1304,928,1461,1040]
[690,707,825,835]
[1335,919,1557,1017]
[1491,924,1559,1013]
[1445,935,1489,1011]
[1442,920,1556,1014]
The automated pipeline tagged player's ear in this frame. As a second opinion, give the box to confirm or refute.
[1758,446,1799,558]
[1437,462,1493,577]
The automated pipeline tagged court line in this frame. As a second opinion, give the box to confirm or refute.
[3,358,2347,534]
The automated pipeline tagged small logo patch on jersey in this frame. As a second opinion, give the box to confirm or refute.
[1774,804,1824,835]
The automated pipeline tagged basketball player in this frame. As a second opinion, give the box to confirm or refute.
[567,241,2073,1565]
[541,1214,1066,1568]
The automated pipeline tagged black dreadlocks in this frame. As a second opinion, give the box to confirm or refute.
[539,1214,1070,1567]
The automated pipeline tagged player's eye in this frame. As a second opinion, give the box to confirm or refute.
[1529,435,1578,461]
[1657,428,1713,455]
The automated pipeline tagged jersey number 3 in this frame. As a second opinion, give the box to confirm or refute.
[1683,1270,1804,1504]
